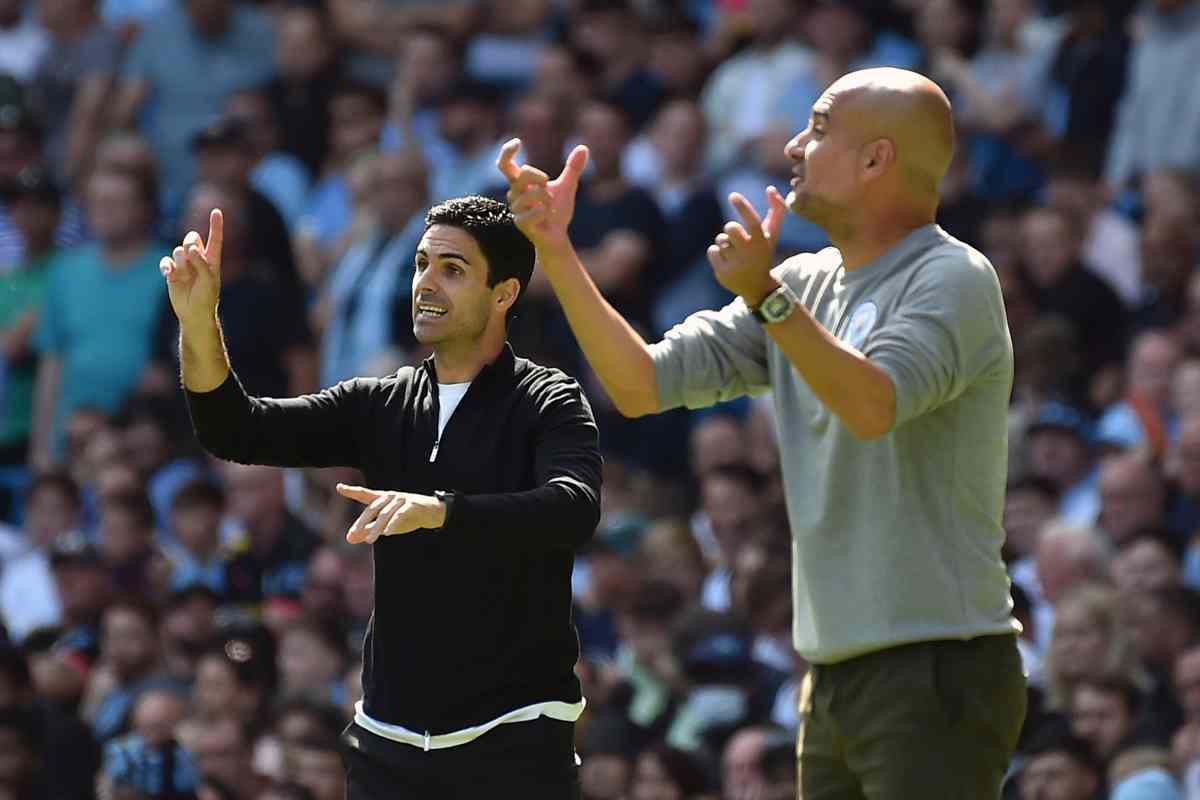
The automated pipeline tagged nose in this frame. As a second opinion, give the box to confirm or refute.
[786,130,807,160]
[413,266,437,296]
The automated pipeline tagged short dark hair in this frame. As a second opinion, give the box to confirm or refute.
[424,195,535,316]
[26,470,81,508]
[1007,475,1061,504]
[1023,726,1101,773]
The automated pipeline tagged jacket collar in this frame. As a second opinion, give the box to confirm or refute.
[421,342,517,388]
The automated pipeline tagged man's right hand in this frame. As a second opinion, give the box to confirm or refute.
[160,208,223,330]
[497,138,589,252]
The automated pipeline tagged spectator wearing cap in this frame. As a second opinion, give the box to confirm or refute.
[0,472,82,641]
[1027,401,1101,527]
[0,167,58,467]
[109,0,274,206]
[1105,0,1200,192]
[46,529,111,669]
[28,165,166,468]
[190,115,303,296]
[224,88,312,229]
[25,0,120,186]
[1018,728,1103,800]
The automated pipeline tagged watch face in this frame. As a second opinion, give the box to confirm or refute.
[765,294,791,317]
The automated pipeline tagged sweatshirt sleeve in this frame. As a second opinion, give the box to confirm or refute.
[865,251,1013,428]
[184,370,372,468]
[441,377,602,551]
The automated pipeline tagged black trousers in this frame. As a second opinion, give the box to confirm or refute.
[798,633,1028,799]
[341,717,582,800]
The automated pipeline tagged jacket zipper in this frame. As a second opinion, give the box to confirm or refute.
[426,361,441,463]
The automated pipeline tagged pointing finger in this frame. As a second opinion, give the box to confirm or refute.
[764,186,788,241]
[729,193,764,240]
[497,138,523,183]
[336,483,383,505]
[206,208,223,266]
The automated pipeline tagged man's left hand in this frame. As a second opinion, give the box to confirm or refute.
[707,186,789,306]
[336,484,447,543]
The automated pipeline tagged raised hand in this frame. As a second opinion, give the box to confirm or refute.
[336,483,446,543]
[160,208,223,329]
[497,138,589,250]
[707,187,789,306]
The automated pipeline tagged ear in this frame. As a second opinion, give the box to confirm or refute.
[860,138,895,182]
[493,277,521,314]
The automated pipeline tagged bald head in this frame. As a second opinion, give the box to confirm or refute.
[786,68,955,236]
[827,68,954,194]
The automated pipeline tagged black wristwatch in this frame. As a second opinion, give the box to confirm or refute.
[434,490,456,527]
[750,282,800,325]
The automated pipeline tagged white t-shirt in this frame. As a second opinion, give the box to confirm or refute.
[437,382,472,438]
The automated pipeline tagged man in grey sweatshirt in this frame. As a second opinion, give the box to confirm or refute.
[499,67,1026,797]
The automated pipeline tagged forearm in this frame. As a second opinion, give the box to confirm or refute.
[63,76,113,183]
[444,481,600,550]
[538,242,659,416]
[179,314,231,393]
[766,308,896,440]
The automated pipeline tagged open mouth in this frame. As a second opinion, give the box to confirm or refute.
[416,303,448,319]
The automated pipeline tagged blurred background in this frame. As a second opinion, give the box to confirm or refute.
[0,0,1198,797]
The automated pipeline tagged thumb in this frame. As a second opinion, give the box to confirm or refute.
[555,145,589,191]
[763,185,788,241]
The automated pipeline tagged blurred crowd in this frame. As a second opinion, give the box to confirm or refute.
[0,0,1199,797]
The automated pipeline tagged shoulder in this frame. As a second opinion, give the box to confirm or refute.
[773,246,842,283]
[909,229,1002,295]
[513,359,594,416]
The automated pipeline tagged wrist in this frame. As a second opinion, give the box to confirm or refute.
[432,490,455,528]
[742,280,780,309]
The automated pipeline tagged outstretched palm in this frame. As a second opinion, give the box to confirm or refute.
[497,138,589,249]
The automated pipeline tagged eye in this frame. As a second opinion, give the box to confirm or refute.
[448,265,464,276]
[415,258,427,272]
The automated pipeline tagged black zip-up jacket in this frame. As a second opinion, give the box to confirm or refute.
[184,343,602,733]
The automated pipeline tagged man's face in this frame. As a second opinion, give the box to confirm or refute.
[1020,210,1078,286]
[651,101,706,177]
[275,8,331,79]
[99,507,149,564]
[1112,539,1178,595]
[293,746,345,800]
[26,486,78,547]
[411,225,501,347]
[371,157,427,232]
[85,172,146,246]
[195,146,250,186]
[396,31,456,105]
[1028,429,1089,489]
[1003,488,1055,559]
[329,95,382,161]
[1019,752,1097,800]
[701,476,758,562]
[1098,461,1162,547]
[577,103,629,180]
[784,94,861,229]
[101,607,157,680]
[1070,686,1132,760]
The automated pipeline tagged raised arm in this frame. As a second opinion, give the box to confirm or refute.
[161,210,365,468]
[497,140,659,418]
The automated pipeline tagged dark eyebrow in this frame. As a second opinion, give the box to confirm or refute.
[812,111,830,125]
[416,248,470,264]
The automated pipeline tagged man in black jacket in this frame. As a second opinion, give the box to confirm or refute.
[160,195,601,798]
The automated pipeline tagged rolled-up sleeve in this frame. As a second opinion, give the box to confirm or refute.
[865,253,1012,427]
[649,299,770,411]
